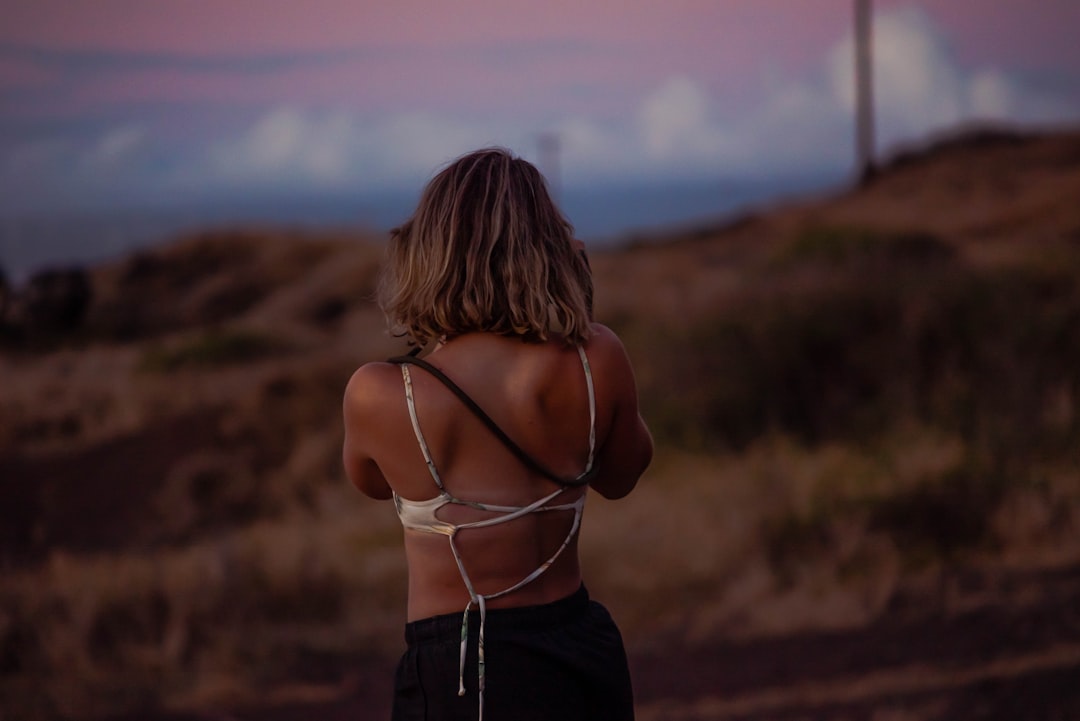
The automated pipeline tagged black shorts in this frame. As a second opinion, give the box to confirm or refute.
[392,585,634,721]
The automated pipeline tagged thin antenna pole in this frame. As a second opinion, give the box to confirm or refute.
[537,132,561,202]
[854,0,876,181]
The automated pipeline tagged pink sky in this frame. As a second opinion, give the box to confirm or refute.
[6,1,1077,65]
[5,1,1077,114]
[1,0,1078,215]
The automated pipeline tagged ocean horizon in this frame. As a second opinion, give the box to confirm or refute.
[0,172,840,283]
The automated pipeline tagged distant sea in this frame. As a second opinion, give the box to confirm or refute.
[0,173,841,283]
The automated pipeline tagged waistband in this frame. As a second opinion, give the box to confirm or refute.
[404,584,590,646]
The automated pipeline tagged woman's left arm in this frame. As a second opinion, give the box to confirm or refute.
[342,364,395,500]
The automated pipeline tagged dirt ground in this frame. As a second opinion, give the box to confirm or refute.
[91,561,1080,721]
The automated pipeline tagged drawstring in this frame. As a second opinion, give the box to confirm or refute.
[456,595,489,721]
[442,494,586,720]
[478,595,487,721]
[458,601,471,697]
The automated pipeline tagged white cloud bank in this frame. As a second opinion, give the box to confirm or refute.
[186,107,508,193]
[192,6,1076,192]
[558,5,1076,183]
[207,108,356,184]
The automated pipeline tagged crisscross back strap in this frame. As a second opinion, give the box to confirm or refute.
[389,351,596,487]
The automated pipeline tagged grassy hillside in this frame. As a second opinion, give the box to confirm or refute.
[2,127,1080,721]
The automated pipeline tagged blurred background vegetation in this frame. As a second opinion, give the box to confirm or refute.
[2,128,1080,720]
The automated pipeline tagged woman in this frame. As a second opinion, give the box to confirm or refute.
[343,148,653,721]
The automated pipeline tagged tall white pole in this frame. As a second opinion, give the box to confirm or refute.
[855,0,876,180]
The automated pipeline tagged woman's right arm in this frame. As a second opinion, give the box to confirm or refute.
[587,325,653,500]
[342,363,396,501]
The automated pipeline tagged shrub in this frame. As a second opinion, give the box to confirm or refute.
[0,263,9,319]
[139,330,290,372]
[865,457,1008,567]
[779,225,955,267]
[636,284,906,449]
[631,241,1080,461]
[23,267,93,333]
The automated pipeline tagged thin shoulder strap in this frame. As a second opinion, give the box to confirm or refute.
[388,352,596,487]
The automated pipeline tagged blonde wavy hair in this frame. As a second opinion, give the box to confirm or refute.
[378,148,593,347]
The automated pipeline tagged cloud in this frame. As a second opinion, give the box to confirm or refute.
[190,107,514,192]
[553,71,844,183]
[79,126,145,169]
[206,108,354,184]
[637,76,715,159]
[365,112,491,178]
[967,70,1015,119]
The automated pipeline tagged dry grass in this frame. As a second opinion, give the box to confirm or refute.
[1,495,406,720]
[6,434,1077,718]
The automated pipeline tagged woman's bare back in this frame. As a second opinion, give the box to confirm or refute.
[343,325,651,621]
[389,333,596,620]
